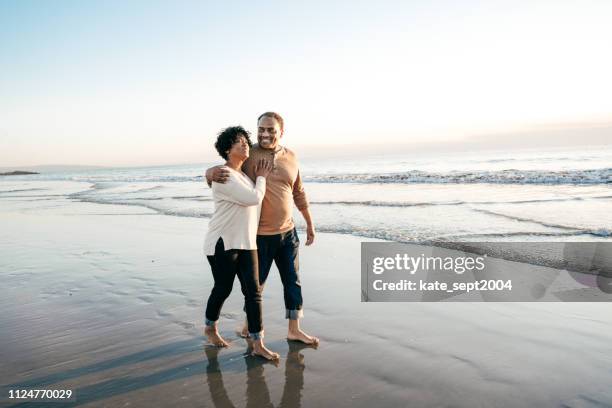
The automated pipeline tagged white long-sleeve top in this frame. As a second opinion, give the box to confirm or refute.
[203,168,266,255]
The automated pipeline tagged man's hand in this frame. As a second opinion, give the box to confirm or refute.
[205,165,231,187]
[305,223,315,246]
[299,207,315,246]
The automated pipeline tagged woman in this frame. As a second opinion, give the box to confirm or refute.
[203,126,279,360]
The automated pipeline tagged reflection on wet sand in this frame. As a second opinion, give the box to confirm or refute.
[205,340,312,408]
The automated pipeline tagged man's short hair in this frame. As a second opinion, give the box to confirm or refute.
[258,112,284,132]
[214,126,252,160]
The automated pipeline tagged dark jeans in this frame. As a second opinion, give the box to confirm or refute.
[206,238,263,335]
[254,228,303,319]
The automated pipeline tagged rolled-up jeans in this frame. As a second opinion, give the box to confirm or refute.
[245,228,303,320]
[205,238,263,339]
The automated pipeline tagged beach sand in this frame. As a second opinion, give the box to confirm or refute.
[1,199,612,407]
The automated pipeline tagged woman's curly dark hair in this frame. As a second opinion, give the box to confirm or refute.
[214,126,252,160]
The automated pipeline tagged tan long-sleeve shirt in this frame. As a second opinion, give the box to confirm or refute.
[242,144,309,235]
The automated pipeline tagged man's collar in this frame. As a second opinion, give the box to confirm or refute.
[254,143,284,154]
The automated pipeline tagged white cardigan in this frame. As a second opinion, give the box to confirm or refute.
[203,168,266,256]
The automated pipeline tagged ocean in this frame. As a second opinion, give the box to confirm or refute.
[1,144,611,244]
[2,145,612,407]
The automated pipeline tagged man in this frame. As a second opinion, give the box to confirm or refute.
[206,112,319,346]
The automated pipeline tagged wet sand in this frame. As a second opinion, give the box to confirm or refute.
[1,199,612,407]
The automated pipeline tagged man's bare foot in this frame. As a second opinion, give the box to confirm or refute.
[239,324,250,338]
[252,341,280,361]
[287,328,319,346]
[205,326,229,347]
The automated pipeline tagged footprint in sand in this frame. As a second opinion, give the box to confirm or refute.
[186,299,200,307]
[220,312,238,320]
[164,288,188,296]
[156,310,173,318]
[173,321,195,329]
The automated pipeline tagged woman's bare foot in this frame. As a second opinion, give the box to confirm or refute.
[287,328,319,346]
[205,326,229,347]
[251,340,280,361]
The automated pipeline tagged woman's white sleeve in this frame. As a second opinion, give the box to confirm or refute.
[213,175,266,206]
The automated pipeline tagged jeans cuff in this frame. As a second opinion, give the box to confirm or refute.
[285,309,304,320]
[250,331,264,340]
[205,318,217,327]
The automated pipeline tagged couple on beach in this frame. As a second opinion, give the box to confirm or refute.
[202,112,318,360]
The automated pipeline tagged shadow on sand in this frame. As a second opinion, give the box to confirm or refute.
[205,339,312,408]
[6,338,314,407]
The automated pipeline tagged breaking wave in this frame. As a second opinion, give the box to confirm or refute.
[305,168,611,185]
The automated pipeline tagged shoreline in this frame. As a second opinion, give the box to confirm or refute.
[1,197,612,406]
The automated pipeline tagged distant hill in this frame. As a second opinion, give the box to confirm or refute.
[0,170,40,176]
[0,165,108,173]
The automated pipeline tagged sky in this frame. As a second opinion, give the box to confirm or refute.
[1,0,611,167]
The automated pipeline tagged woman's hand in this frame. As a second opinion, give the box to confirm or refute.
[254,158,273,178]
